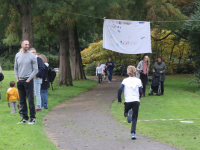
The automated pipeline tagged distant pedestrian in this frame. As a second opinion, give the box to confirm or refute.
[14,40,38,125]
[6,81,19,113]
[136,56,150,97]
[153,56,167,95]
[100,62,106,80]
[106,58,115,83]
[38,54,50,109]
[96,63,103,84]
[118,66,143,139]
[30,48,45,112]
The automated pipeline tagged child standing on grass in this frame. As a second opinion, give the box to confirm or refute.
[6,81,19,113]
[96,63,103,84]
[118,66,143,139]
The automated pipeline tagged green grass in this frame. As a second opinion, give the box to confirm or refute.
[111,74,200,150]
[0,71,97,150]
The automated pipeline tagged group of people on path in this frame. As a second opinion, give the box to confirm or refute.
[6,40,50,124]
[118,55,167,139]
[96,57,115,84]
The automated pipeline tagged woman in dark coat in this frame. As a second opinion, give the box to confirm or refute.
[38,54,50,109]
[153,56,167,95]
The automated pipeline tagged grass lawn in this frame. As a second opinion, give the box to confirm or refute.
[0,71,97,150]
[111,74,200,150]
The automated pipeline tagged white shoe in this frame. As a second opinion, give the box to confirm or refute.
[28,118,36,125]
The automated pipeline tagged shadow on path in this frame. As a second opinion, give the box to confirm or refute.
[43,79,179,150]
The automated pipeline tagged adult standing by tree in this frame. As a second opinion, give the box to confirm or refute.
[153,56,167,95]
[106,58,115,83]
[30,48,45,112]
[14,40,38,124]
[136,56,150,97]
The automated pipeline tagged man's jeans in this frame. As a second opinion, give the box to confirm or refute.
[41,89,48,109]
[34,78,42,109]
[107,70,113,82]
[17,79,35,120]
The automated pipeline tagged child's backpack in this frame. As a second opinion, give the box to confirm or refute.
[48,67,56,91]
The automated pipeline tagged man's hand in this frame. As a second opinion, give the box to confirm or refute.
[160,71,163,73]
[26,78,30,83]
[34,76,37,80]
[16,78,19,82]
[45,78,48,81]
[153,70,155,73]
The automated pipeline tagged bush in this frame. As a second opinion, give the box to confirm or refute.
[85,62,97,76]
[46,54,59,68]
[0,53,15,70]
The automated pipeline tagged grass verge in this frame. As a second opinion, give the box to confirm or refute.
[0,71,97,150]
[111,74,200,150]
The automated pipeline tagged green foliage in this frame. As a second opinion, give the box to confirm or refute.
[0,52,15,70]
[46,54,59,68]
[85,62,97,76]
[112,74,200,150]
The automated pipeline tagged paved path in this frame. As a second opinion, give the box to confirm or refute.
[43,80,179,150]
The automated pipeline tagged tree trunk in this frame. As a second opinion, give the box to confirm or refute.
[19,3,33,47]
[69,26,86,80]
[49,45,52,52]
[58,29,73,86]
[9,46,12,53]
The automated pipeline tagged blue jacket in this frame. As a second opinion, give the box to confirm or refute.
[106,61,115,71]
[36,57,45,78]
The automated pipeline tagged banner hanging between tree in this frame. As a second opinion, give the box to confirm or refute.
[103,19,152,54]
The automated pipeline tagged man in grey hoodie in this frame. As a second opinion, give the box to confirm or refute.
[14,40,38,124]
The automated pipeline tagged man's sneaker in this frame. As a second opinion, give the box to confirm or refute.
[17,118,28,124]
[127,109,133,123]
[131,133,137,139]
[28,118,36,125]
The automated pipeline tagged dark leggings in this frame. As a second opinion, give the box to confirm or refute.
[140,73,148,96]
[97,74,102,84]
[124,102,140,134]
[161,81,164,94]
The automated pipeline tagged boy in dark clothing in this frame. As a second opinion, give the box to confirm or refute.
[106,57,115,83]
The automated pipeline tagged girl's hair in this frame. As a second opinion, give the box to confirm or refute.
[144,56,150,67]
[127,65,137,76]
[38,54,48,63]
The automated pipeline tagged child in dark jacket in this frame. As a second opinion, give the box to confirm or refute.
[38,54,50,109]
[118,66,143,139]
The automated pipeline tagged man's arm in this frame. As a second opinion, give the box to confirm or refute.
[28,57,38,81]
[118,84,124,103]
[14,55,19,82]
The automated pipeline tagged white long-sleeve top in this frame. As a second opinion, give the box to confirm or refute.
[96,67,103,75]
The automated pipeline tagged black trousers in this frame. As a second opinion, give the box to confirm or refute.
[140,73,148,96]
[17,79,36,120]
[161,81,164,94]
[124,102,140,134]
[97,73,102,84]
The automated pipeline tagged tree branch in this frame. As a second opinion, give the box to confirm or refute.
[64,0,75,7]
[7,0,21,13]
[151,32,172,41]
[174,31,188,40]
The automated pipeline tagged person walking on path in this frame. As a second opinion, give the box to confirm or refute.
[106,57,115,83]
[38,54,50,109]
[96,63,103,84]
[118,66,143,139]
[136,56,150,97]
[30,48,45,112]
[6,81,19,113]
[153,56,167,95]
[100,62,106,80]
[14,40,38,125]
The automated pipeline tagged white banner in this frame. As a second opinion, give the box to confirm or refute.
[103,19,152,54]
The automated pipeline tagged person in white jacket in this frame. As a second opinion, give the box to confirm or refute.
[96,63,103,84]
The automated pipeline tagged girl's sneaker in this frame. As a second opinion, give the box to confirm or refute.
[131,133,136,139]
[127,109,133,123]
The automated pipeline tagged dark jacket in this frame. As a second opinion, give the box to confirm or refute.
[41,64,50,89]
[36,57,45,78]
[106,61,115,71]
[153,61,167,81]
